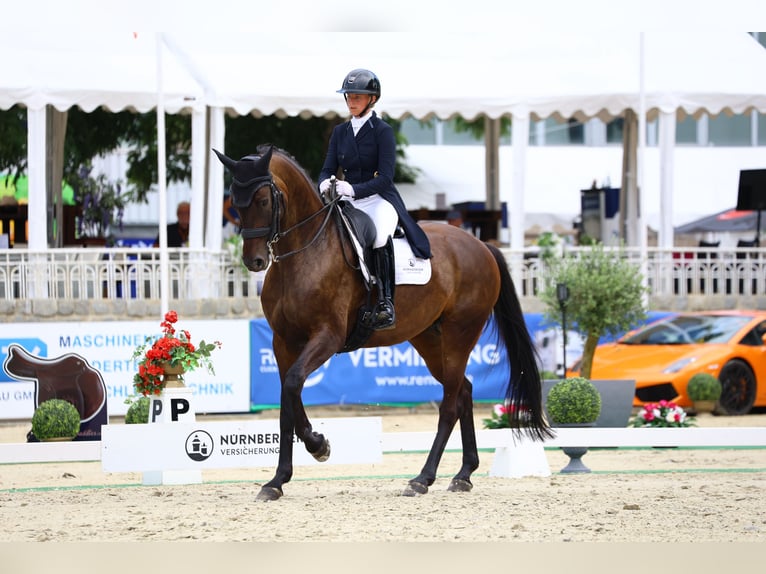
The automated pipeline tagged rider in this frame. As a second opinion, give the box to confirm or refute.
[318,68,431,331]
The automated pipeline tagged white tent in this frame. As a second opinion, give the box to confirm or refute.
[3,30,766,256]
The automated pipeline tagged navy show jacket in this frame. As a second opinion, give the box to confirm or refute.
[318,112,431,259]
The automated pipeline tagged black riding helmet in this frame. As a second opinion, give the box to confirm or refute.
[337,68,381,102]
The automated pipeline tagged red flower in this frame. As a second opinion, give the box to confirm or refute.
[131,310,221,397]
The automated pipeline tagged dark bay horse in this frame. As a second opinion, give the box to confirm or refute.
[215,145,551,501]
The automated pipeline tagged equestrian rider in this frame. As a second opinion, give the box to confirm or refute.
[318,68,432,331]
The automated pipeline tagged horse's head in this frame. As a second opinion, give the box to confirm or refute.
[214,146,281,271]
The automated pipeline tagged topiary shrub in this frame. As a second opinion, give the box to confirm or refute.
[547,377,602,425]
[687,373,722,401]
[31,399,81,440]
[125,396,150,424]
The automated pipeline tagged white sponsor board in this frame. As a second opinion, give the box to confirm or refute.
[0,320,251,419]
[101,417,382,472]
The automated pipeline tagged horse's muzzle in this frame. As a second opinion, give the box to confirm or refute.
[243,256,268,272]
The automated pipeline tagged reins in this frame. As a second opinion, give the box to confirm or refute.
[268,195,338,263]
[238,176,342,264]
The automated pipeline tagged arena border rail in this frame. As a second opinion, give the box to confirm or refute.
[2,427,765,466]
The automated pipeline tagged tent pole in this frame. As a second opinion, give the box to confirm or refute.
[156,33,169,318]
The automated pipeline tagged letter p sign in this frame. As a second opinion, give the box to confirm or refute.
[149,392,195,423]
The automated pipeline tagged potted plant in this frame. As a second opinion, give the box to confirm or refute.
[546,377,602,473]
[629,400,695,428]
[132,310,221,397]
[31,398,81,441]
[482,402,532,429]
[538,242,648,378]
[125,396,150,424]
[546,377,602,426]
[71,164,130,246]
[686,373,722,414]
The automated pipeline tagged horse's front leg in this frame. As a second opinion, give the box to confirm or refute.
[256,335,337,502]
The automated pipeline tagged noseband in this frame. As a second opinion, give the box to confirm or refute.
[236,173,337,263]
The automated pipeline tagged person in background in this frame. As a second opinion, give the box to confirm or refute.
[318,68,431,331]
[154,201,190,247]
[446,209,466,229]
[222,193,241,241]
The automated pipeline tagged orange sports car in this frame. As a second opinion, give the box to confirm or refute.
[567,310,766,415]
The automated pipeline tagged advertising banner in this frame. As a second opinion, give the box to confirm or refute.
[249,312,670,409]
[0,320,251,419]
[101,417,382,472]
[250,318,513,408]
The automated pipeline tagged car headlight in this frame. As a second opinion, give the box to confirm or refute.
[662,357,697,374]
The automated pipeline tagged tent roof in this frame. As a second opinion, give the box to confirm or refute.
[3,32,766,121]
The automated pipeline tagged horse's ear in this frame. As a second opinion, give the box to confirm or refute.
[257,145,274,169]
[212,148,237,171]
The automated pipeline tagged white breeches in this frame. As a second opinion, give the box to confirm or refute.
[349,195,398,248]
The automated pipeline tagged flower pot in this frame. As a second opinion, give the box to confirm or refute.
[41,436,76,442]
[556,422,595,474]
[692,400,717,415]
[159,361,186,388]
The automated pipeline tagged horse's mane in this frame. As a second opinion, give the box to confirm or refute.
[257,143,316,191]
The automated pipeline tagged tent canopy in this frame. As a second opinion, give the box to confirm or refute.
[3,32,766,122]
[3,31,766,253]
[675,208,762,234]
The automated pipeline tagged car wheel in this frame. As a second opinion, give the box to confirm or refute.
[718,359,756,415]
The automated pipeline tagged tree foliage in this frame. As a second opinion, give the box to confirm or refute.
[0,107,420,201]
[539,243,648,378]
[0,106,29,179]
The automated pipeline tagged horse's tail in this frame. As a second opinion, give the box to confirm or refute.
[486,243,554,441]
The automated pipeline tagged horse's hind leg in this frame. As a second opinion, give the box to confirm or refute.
[404,332,481,496]
[448,377,479,492]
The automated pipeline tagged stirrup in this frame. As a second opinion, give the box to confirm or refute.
[373,302,396,331]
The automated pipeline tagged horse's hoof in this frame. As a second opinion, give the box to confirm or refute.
[311,438,331,462]
[256,486,283,502]
[401,481,429,497]
[447,478,473,492]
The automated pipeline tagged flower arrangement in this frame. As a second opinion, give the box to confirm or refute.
[482,403,531,429]
[132,311,221,396]
[629,400,695,428]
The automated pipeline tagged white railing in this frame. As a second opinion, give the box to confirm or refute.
[0,248,262,302]
[1,245,764,303]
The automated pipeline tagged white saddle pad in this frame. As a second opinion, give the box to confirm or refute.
[393,237,432,285]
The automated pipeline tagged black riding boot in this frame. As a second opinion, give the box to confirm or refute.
[372,238,396,330]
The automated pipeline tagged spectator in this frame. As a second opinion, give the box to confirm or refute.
[447,209,467,229]
[155,201,190,247]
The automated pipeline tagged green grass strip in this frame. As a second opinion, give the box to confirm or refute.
[3,466,766,494]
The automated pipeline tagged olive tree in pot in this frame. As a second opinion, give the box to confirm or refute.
[686,373,722,415]
[31,399,81,441]
[546,377,602,473]
[538,242,648,379]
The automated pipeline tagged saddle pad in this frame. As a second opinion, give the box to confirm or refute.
[393,237,431,285]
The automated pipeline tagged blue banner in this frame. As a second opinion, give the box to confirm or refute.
[248,312,670,409]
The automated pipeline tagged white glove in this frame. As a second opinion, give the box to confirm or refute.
[336,180,355,198]
[319,178,332,193]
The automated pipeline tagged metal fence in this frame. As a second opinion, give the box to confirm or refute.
[1,245,764,303]
[0,248,263,302]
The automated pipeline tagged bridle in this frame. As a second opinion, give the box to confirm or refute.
[235,173,339,264]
